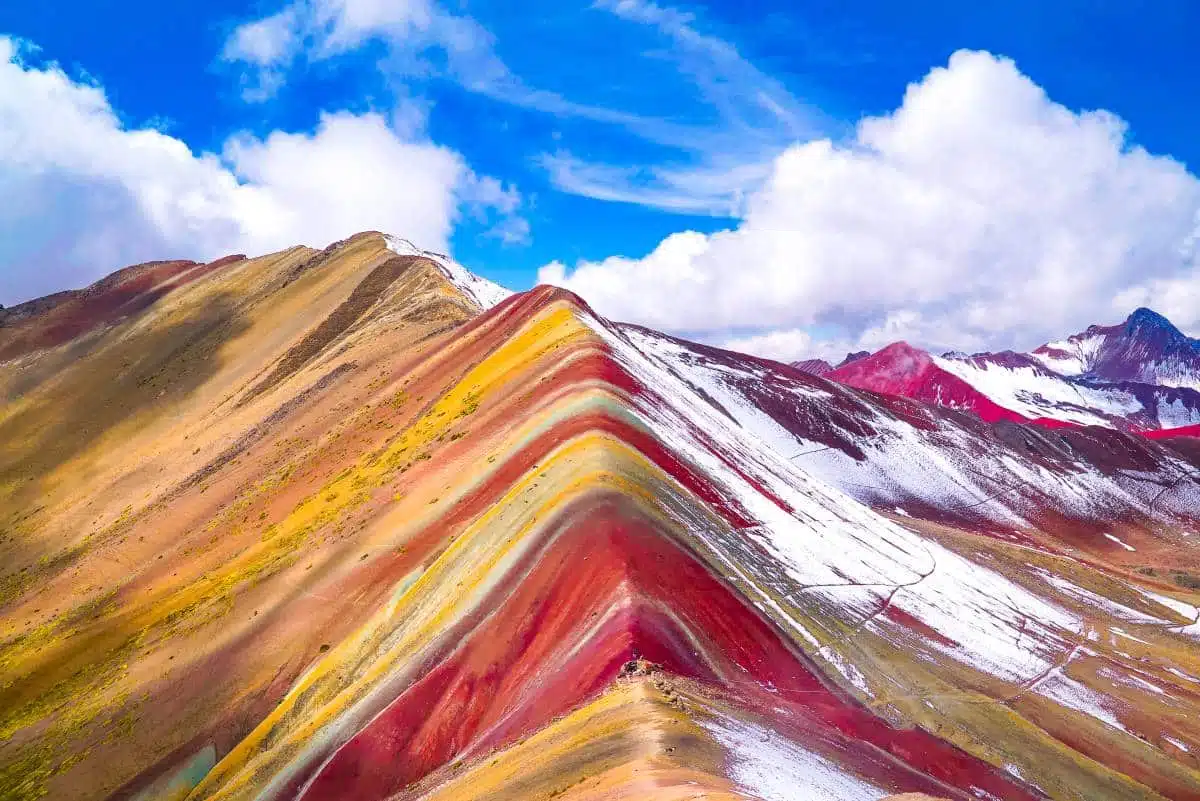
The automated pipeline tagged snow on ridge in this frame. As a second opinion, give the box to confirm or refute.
[586,319,1081,685]
[383,234,513,310]
[1032,333,1108,376]
[932,354,1140,426]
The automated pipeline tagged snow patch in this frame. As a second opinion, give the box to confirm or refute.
[1164,735,1191,753]
[1033,570,1163,623]
[1102,533,1136,552]
[384,235,512,310]
[701,714,885,801]
[1036,669,1128,733]
[597,322,1079,684]
[934,354,1140,427]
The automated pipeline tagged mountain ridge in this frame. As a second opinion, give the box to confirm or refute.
[2,234,1199,801]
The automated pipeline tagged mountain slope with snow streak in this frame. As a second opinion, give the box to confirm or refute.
[383,234,512,310]
[802,314,1200,433]
[1034,308,1200,390]
[2,237,1200,801]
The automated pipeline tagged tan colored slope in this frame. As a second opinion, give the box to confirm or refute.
[409,674,748,801]
[0,232,490,800]
[408,668,945,801]
[0,232,472,607]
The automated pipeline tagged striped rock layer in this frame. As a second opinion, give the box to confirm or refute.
[1,233,1199,801]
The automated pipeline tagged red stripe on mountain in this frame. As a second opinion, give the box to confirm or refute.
[1142,423,1200,440]
[297,497,1042,801]
[829,343,1028,425]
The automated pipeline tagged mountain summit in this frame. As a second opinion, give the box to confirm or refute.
[1033,307,1200,388]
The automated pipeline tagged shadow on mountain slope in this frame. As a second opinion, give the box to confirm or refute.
[0,293,250,599]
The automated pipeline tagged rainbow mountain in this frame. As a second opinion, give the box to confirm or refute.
[1,232,1200,801]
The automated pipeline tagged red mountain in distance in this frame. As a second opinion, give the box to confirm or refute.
[790,349,869,376]
[791,357,834,375]
[825,341,1031,424]
[796,309,1200,437]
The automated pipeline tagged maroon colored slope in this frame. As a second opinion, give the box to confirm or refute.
[792,358,834,376]
[827,341,1029,424]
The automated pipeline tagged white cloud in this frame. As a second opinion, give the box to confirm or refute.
[540,0,822,216]
[539,151,769,217]
[220,9,301,101]
[0,37,521,304]
[1114,273,1200,332]
[540,50,1200,358]
[720,329,815,363]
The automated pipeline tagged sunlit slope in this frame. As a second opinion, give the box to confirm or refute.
[0,232,492,800]
[1,242,1199,801]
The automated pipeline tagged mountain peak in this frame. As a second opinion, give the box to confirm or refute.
[382,233,512,311]
[830,341,932,382]
[836,349,871,368]
[1124,306,1182,338]
[876,340,930,361]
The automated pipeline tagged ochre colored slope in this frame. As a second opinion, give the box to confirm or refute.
[2,235,1200,801]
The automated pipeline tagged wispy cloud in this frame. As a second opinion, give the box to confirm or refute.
[220,0,826,217]
[539,151,770,217]
[546,0,825,216]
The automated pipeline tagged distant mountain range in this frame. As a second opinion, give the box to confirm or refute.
[795,308,1200,434]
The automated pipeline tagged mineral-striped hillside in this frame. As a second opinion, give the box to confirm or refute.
[2,234,1200,801]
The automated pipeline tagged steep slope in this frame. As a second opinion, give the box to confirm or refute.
[2,237,1200,801]
[1034,309,1200,389]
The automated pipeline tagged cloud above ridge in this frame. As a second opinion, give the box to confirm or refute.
[540,49,1200,359]
[0,36,521,304]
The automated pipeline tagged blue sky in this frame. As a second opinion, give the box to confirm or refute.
[1,0,1198,358]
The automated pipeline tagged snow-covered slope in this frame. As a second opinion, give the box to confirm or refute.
[1033,308,1200,390]
[622,324,1200,532]
[933,351,1146,428]
[803,310,1200,433]
[384,234,512,310]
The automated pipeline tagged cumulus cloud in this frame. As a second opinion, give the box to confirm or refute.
[0,37,522,304]
[540,50,1200,360]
